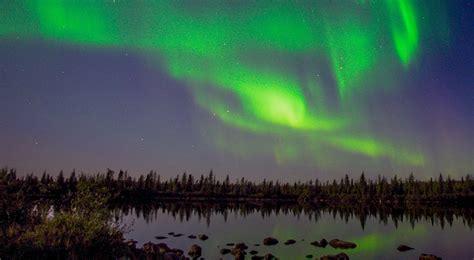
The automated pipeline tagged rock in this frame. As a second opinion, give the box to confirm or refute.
[234,243,248,250]
[171,248,184,256]
[397,245,414,252]
[231,247,246,256]
[220,248,231,255]
[320,252,350,260]
[198,234,209,241]
[188,235,197,239]
[156,243,170,254]
[250,250,258,255]
[168,232,175,235]
[232,249,246,260]
[163,252,180,260]
[320,238,328,247]
[264,253,275,260]
[263,237,279,246]
[419,253,442,260]
[188,244,202,259]
[226,243,235,246]
[311,238,328,248]
[156,236,168,240]
[284,239,296,245]
[305,254,313,258]
[173,233,183,237]
[251,256,264,260]
[329,239,357,249]
[254,243,260,246]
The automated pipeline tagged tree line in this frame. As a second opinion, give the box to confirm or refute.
[1,168,473,206]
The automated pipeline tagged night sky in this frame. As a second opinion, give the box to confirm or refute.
[1,1,473,181]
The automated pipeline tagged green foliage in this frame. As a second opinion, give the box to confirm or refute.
[0,171,127,258]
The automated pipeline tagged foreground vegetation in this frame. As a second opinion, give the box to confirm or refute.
[1,168,473,258]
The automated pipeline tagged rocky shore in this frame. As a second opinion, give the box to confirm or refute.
[122,235,442,260]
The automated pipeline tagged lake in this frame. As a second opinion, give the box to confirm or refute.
[119,203,474,259]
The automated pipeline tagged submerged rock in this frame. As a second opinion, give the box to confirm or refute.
[263,237,279,246]
[419,253,442,260]
[284,239,296,245]
[198,234,209,241]
[397,245,414,252]
[329,239,357,249]
[188,244,202,259]
[320,252,350,260]
[311,238,328,248]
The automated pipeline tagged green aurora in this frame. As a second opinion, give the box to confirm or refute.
[1,1,451,170]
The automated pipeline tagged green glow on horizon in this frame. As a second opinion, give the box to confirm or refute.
[327,136,425,166]
[0,0,447,168]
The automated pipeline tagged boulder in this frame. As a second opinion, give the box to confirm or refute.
[263,237,279,246]
[305,254,313,258]
[264,253,275,260]
[231,247,246,256]
[155,236,168,240]
[320,252,350,260]
[188,244,202,259]
[232,249,246,260]
[419,254,442,260]
[284,239,296,245]
[320,238,328,247]
[235,243,248,250]
[173,233,183,237]
[188,235,197,239]
[329,239,357,249]
[397,245,414,252]
[171,248,184,256]
[226,243,235,246]
[198,234,209,241]
[156,243,171,255]
[250,250,258,255]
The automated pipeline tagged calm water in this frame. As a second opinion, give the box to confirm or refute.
[119,204,474,259]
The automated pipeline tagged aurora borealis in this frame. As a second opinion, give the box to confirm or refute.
[1,1,472,180]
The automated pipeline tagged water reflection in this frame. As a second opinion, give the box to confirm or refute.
[116,201,473,230]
